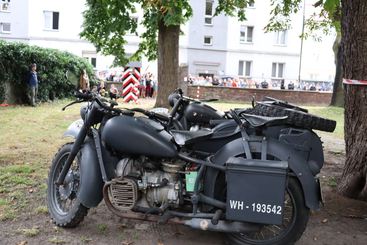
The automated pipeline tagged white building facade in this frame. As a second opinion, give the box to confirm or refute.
[184,0,335,84]
[0,0,335,83]
[0,0,114,70]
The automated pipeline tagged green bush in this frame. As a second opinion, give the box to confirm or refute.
[0,40,96,104]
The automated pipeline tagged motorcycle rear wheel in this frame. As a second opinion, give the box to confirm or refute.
[47,143,88,227]
[227,178,309,245]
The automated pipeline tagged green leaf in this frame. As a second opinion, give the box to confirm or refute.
[324,0,339,14]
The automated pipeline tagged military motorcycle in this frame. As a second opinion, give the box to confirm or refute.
[47,91,335,245]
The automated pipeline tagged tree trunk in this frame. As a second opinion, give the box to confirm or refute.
[154,20,180,108]
[338,0,367,200]
[330,33,344,107]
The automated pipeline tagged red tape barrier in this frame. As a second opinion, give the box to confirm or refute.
[343,79,367,85]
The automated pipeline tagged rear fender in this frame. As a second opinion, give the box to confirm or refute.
[77,138,104,208]
[205,138,322,210]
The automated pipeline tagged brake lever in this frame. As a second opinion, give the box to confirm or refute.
[62,100,82,111]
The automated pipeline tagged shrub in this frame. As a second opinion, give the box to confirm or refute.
[0,40,96,103]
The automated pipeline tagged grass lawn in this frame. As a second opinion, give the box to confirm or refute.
[0,98,344,221]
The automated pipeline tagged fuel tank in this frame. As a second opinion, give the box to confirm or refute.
[184,103,223,125]
[101,116,177,158]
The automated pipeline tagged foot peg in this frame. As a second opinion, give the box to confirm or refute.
[211,209,223,225]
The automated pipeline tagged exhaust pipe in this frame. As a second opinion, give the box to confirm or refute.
[184,218,260,233]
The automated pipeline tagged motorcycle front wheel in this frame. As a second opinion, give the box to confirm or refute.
[47,143,88,227]
[227,178,310,245]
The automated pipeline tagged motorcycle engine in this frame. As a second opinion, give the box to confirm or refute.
[107,157,184,211]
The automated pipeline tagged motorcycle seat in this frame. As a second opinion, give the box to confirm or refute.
[241,113,288,128]
[171,129,213,146]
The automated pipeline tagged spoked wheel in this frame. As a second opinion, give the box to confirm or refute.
[47,143,88,228]
[227,178,310,245]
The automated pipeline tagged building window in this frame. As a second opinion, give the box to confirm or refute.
[248,1,255,8]
[82,52,97,68]
[44,11,59,30]
[91,57,97,68]
[274,30,287,45]
[240,26,254,43]
[0,22,11,33]
[0,0,10,12]
[204,0,213,25]
[238,60,252,77]
[204,36,213,45]
[272,63,285,78]
[83,57,97,68]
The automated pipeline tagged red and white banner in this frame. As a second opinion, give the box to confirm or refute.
[343,79,367,85]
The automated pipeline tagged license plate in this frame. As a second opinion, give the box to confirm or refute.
[226,158,288,225]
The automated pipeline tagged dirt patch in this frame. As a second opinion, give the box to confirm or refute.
[1,135,367,245]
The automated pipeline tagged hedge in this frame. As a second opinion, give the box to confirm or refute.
[0,40,96,104]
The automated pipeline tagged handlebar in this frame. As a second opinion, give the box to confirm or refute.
[63,91,134,116]
[128,108,169,122]
[94,96,134,116]
[169,89,218,106]
[74,90,94,100]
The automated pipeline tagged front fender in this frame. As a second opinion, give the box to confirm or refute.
[77,138,104,208]
[63,119,84,139]
[205,138,322,210]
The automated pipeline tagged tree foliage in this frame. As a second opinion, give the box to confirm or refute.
[80,0,256,66]
[81,0,342,68]
[81,0,193,66]
[265,0,340,39]
[265,0,303,31]
[0,41,95,103]
[215,0,254,21]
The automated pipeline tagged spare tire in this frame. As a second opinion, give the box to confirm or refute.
[249,102,336,132]
[262,96,308,113]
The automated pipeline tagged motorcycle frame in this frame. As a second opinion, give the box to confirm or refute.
[63,118,229,210]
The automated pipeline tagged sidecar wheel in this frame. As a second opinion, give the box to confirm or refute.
[227,178,309,245]
[47,143,88,228]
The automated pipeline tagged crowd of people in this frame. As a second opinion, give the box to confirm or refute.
[89,81,121,101]
[25,63,333,107]
[92,71,158,100]
[88,69,332,104]
[187,75,333,92]
[138,72,158,98]
[101,70,157,98]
